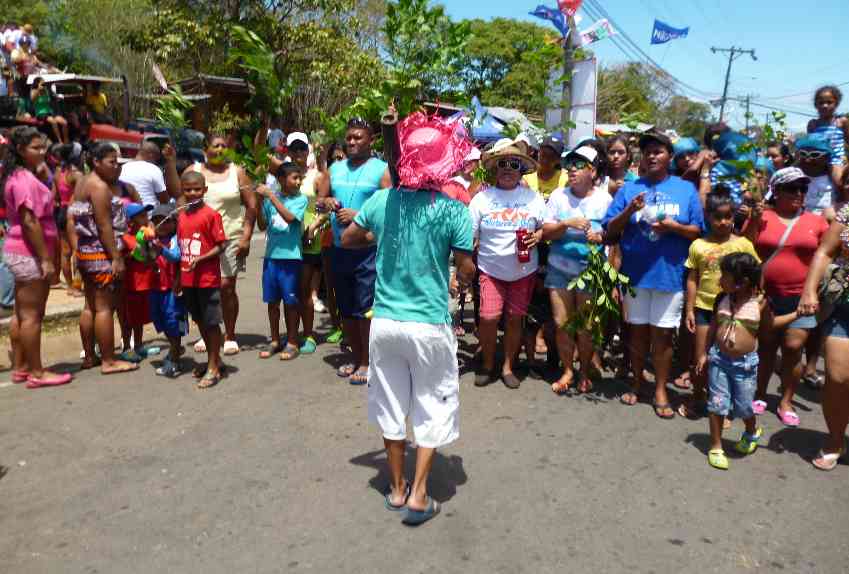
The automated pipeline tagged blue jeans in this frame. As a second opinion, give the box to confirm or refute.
[707,346,758,419]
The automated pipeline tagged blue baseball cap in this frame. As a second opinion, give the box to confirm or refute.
[672,137,700,159]
[795,135,831,153]
[125,203,153,219]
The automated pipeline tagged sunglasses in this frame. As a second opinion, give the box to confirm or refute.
[497,159,523,171]
[564,159,590,170]
[798,150,829,160]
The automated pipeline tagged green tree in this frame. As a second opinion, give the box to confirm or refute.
[597,62,674,125]
[657,95,713,138]
[458,18,562,116]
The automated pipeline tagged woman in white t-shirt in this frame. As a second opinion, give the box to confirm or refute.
[469,142,546,389]
[542,146,612,394]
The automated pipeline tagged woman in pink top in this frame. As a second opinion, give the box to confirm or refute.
[2,127,72,388]
[747,168,828,427]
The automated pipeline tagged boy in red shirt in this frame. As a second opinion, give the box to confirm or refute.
[178,171,226,388]
[120,203,156,362]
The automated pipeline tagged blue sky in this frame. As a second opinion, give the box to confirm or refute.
[440,0,849,133]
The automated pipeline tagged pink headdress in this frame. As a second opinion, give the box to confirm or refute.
[395,111,473,193]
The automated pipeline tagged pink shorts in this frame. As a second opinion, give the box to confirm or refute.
[479,271,536,319]
[4,252,43,282]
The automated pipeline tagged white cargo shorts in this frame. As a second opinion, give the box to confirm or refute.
[368,317,460,449]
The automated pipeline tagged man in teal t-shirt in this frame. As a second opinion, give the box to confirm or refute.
[343,185,475,526]
[257,163,308,359]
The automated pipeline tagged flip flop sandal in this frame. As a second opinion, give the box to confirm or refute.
[652,400,675,419]
[11,370,29,383]
[672,372,692,390]
[578,377,593,394]
[100,362,139,375]
[551,379,573,395]
[619,384,640,406]
[222,340,240,356]
[752,399,767,415]
[337,363,356,378]
[118,349,144,363]
[259,343,285,359]
[197,372,220,389]
[474,371,494,387]
[326,329,344,344]
[193,339,207,353]
[802,373,825,389]
[384,482,412,512]
[279,345,300,361]
[777,408,800,427]
[812,440,847,471]
[349,368,368,385]
[402,497,441,526]
[25,372,73,389]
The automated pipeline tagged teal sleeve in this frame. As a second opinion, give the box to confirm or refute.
[354,193,376,231]
[451,203,474,251]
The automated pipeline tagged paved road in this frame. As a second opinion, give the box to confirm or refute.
[1,248,848,574]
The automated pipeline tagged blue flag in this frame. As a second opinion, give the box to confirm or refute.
[529,5,569,37]
[650,19,689,44]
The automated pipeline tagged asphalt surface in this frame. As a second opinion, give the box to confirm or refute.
[2,246,848,574]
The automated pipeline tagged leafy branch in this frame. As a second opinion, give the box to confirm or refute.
[153,86,193,131]
[565,246,635,348]
[223,134,271,184]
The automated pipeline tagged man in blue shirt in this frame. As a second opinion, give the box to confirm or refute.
[341,117,475,526]
[603,130,704,419]
[318,118,392,385]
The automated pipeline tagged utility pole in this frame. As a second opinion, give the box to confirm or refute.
[711,46,757,123]
[561,14,579,139]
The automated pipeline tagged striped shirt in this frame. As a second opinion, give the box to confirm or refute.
[809,119,847,166]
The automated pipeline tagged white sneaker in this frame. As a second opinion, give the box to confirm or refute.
[314,297,327,313]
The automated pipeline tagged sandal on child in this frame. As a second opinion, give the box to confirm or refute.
[279,345,300,361]
[752,399,767,415]
[222,340,240,356]
[259,343,284,359]
[155,359,181,378]
[708,449,729,470]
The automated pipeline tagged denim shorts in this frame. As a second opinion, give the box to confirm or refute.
[694,307,713,327]
[707,346,758,419]
[544,264,584,291]
[824,301,849,339]
[769,294,817,330]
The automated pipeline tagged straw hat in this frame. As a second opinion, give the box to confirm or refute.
[482,138,537,172]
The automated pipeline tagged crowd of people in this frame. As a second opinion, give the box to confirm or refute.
[2,80,849,523]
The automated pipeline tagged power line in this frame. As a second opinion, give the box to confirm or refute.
[760,80,849,101]
[582,0,716,99]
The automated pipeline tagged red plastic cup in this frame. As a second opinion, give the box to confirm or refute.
[516,228,530,263]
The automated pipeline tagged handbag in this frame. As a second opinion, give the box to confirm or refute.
[817,262,849,322]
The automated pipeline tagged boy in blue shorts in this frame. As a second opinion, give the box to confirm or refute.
[256,162,308,360]
[149,203,188,377]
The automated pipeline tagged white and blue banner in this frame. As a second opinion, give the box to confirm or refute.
[650,19,689,45]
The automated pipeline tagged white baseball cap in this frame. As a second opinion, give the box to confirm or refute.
[286,132,309,147]
[465,147,481,162]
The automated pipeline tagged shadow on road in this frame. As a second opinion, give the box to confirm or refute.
[349,445,468,503]
[767,427,826,462]
[0,465,7,482]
